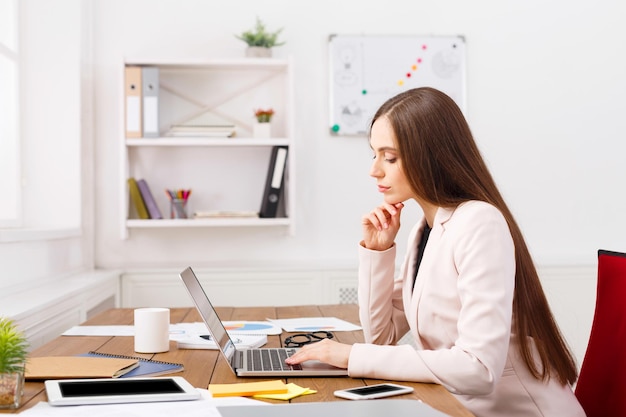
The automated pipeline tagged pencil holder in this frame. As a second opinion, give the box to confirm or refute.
[170,198,188,219]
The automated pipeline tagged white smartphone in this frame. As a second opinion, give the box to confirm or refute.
[333,383,414,400]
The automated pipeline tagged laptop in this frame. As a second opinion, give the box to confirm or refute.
[179,267,349,377]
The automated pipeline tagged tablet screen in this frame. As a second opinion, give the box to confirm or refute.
[59,378,185,397]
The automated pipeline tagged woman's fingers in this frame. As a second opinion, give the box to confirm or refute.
[285,339,351,369]
[361,202,404,250]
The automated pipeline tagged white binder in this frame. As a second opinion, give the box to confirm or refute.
[124,66,142,138]
[141,67,159,138]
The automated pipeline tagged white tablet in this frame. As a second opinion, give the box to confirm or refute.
[45,376,201,406]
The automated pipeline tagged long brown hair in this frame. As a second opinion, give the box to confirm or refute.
[370,87,577,385]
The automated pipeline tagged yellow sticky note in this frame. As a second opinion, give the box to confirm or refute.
[253,383,317,400]
[208,380,288,397]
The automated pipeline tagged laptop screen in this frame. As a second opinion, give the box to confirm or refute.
[179,267,236,364]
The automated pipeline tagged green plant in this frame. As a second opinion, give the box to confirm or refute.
[255,108,274,123]
[236,17,285,48]
[0,318,28,374]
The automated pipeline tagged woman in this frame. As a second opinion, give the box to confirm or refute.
[286,87,585,416]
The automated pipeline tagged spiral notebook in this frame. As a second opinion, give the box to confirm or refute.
[25,356,140,379]
[79,351,184,378]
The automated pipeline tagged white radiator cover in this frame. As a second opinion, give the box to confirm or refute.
[2,270,120,351]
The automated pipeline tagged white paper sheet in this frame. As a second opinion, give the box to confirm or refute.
[18,389,269,417]
[170,321,282,336]
[19,389,218,417]
[267,317,362,332]
[62,325,135,336]
[62,321,282,338]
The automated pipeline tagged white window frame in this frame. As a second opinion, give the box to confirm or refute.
[0,0,20,228]
[0,0,84,242]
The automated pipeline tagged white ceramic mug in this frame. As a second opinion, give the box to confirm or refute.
[134,307,170,353]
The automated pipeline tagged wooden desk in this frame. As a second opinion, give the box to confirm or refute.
[6,305,474,417]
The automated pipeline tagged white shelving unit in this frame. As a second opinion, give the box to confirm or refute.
[120,57,295,239]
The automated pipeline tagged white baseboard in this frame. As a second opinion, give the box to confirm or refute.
[121,267,360,308]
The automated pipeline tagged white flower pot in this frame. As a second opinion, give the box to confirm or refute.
[253,123,271,138]
[246,47,272,58]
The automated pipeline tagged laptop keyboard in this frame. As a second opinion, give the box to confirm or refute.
[247,348,303,371]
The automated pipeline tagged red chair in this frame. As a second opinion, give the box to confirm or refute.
[575,249,626,417]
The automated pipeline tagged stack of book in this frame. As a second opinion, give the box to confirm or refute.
[127,178,163,220]
[165,124,236,138]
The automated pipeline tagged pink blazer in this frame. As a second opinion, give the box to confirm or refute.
[348,201,585,417]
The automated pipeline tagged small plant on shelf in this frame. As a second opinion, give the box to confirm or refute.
[253,108,274,138]
[236,17,285,57]
[236,17,285,48]
[0,317,29,409]
[255,108,275,123]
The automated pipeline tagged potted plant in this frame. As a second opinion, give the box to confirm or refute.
[0,318,28,410]
[255,108,274,123]
[253,108,274,138]
[236,17,285,58]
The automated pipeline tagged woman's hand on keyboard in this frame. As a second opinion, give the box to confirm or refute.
[285,339,351,369]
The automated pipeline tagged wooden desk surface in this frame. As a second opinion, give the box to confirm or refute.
[6,305,474,417]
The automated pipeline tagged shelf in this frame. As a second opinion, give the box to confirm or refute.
[127,218,290,228]
[125,137,290,147]
[124,57,290,70]
[120,56,295,239]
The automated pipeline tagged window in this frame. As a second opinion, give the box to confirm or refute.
[0,0,83,239]
[0,0,20,227]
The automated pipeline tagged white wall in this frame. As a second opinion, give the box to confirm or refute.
[92,0,626,270]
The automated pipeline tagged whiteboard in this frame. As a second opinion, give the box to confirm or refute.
[329,34,466,136]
